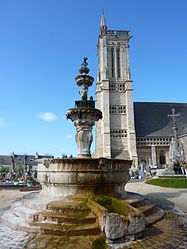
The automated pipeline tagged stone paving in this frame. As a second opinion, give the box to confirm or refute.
[121,210,187,249]
[0,189,186,248]
[0,223,30,249]
[126,181,187,214]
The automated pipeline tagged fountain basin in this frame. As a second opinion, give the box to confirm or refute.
[37,158,131,197]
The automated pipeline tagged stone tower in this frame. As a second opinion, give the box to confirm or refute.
[94,12,138,166]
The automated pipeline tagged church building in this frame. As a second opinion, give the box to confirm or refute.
[94,13,187,167]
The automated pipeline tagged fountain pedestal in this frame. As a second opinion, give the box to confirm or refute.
[66,58,102,158]
[66,102,102,158]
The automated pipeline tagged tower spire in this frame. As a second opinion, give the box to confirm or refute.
[100,11,107,27]
[99,11,107,36]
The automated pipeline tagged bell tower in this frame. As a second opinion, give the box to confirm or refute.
[94,12,138,166]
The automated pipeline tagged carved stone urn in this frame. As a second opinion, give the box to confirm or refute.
[66,58,102,158]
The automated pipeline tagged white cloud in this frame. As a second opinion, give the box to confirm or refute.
[0,117,6,128]
[66,134,73,139]
[39,112,57,122]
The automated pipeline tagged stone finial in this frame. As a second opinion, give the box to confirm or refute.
[79,57,90,75]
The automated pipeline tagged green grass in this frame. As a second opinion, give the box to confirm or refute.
[95,196,130,216]
[146,178,187,188]
[92,235,107,249]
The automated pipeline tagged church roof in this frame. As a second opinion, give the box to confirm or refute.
[134,102,187,137]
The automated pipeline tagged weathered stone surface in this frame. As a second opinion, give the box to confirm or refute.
[66,58,102,158]
[66,108,102,158]
[104,213,145,240]
[37,157,131,197]
[95,13,138,166]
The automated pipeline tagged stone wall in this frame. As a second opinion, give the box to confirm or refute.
[137,146,170,166]
[88,198,145,241]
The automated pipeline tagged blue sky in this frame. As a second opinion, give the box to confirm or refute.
[0,0,186,156]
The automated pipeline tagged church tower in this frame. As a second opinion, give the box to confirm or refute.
[94,12,138,166]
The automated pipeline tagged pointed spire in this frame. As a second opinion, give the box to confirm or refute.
[100,11,107,27]
[99,11,107,36]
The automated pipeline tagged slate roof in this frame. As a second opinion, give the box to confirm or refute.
[134,102,187,137]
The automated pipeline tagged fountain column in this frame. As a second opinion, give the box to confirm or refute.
[66,58,102,158]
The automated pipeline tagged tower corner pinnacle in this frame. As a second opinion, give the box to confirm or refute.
[99,11,107,36]
[100,11,107,27]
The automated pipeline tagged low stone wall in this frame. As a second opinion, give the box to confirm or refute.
[88,198,145,241]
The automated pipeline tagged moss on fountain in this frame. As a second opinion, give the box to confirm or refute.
[92,235,107,249]
[94,196,130,217]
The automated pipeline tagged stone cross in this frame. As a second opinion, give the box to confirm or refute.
[168,108,180,141]
[168,108,180,129]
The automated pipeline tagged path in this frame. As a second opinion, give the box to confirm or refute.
[126,180,187,213]
[0,190,32,249]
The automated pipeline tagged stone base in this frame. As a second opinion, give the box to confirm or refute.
[0,190,166,248]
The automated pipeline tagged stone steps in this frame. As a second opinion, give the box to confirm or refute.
[36,222,101,237]
[127,199,145,208]
[33,211,96,224]
[125,193,165,227]
[28,197,102,237]
[47,206,91,215]
[138,203,155,217]
[145,208,165,226]
[47,202,91,215]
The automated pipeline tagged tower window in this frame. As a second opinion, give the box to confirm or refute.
[117,48,120,78]
[111,48,114,77]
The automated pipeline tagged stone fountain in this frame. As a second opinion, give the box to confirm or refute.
[0,59,166,248]
[37,58,131,197]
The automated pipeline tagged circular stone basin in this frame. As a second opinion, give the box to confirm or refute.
[37,158,131,197]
